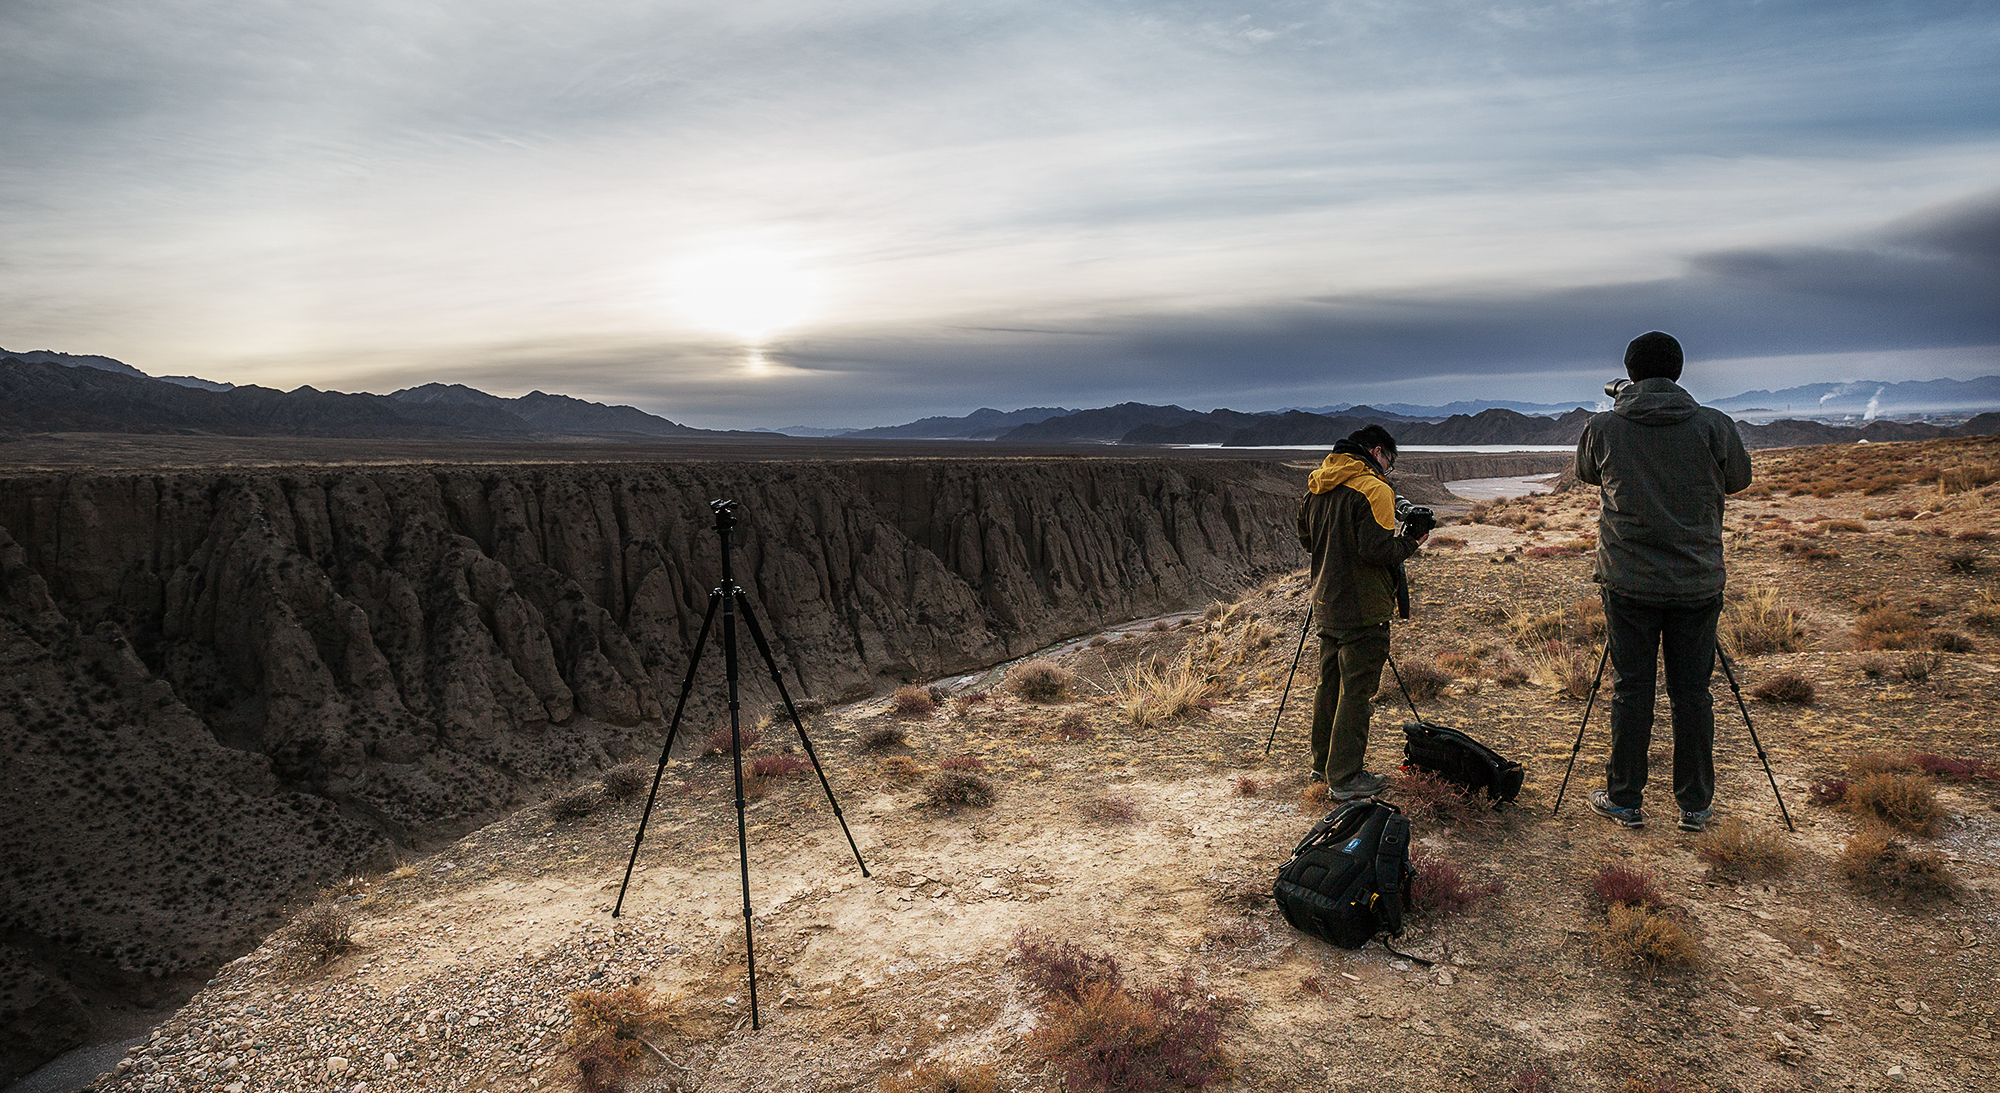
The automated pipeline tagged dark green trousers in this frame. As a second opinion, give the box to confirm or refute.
[1310,623,1390,785]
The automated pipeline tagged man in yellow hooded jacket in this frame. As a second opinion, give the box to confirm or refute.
[1297,424,1427,799]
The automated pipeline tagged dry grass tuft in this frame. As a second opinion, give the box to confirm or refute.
[1119,652,1222,730]
[937,752,987,771]
[1837,830,1958,899]
[1723,588,1808,655]
[1408,855,1501,918]
[880,755,926,783]
[892,685,938,718]
[1751,671,1815,704]
[879,1061,1001,1093]
[548,783,606,821]
[1894,649,1940,683]
[920,771,996,810]
[600,761,653,801]
[1011,659,1077,702]
[1299,781,1330,808]
[1593,903,1701,971]
[1843,772,1943,835]
[1693,817,1793,875]
[1520,639,1596,699]
[860,725,909,751]
[1232,776,1260,797]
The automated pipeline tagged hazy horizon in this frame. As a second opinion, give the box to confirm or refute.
[5,2,1998,430]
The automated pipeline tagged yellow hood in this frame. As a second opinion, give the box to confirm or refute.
[1306,452,1398,530]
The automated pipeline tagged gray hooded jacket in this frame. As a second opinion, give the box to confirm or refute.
[1575,378,1753,604]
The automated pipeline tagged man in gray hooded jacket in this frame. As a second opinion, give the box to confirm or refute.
[1575,331,1753,832]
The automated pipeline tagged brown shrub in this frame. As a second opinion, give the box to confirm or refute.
[1391,657,1451,702]
[1011,659,1076,702]
[1231,776,1259,797]
[1837,830,1958,898]
[892,685,938,718]
[1016,933,1123,1003]
[920,772,996,810]
[1853,606,1928,650]
[1822,518,1867,532]
[1807,777,1848,806]
[565,986,684,1093]
[600,761,653,801]
[860,725,909,750]
[1392,769,1500,829]
[938,753,987,771]
[1968,606,2000,630]
[1942,548,1983,574]
[751,754,812,778]
[1078,795,1141,824]
[881,755,925,783]
[1409,855,1501,918]
[1026,977,1231,1092]
[548,783,606,821]
[1751,672,1815,704]
[1593,903,1700,971]
[1932,629,1976,653]
[1693,818,1793,875]
[1591,864,1664,910]
[1056,709,1095,741]
[1894,649,1940,683]
[273,900,354,976]
[702,723,762,756]
[1955,528,1996,541]
[879,1061,1001,1093]
[1844,772,1942,835]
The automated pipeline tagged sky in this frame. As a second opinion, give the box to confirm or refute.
[4,1,1998,431]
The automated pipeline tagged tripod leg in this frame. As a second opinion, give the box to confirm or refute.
[717,585,763,1030]
[1552,640,1612,817]
[1385,647,1423,723]
[614,590,722,917]
[1265,615,1313,756]
[735,591,872,877]
[1715,648,1795,832]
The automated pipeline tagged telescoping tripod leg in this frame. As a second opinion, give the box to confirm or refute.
[734,592,871,876]
[1551,640,1612,817]
[1715,647,1796,832]
[613,591,722,917]
[1264,615,1314,756]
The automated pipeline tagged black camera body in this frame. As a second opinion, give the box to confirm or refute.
[1395,496,1436,539]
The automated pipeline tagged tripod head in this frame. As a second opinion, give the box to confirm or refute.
[709,498,739,535]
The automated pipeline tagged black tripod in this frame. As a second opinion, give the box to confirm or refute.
[1552,640,1792,830]
[613,499,870,1029]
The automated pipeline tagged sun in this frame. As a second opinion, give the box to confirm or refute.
[667,245,821,343]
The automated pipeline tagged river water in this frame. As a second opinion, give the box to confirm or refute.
[1443,473,1562,500]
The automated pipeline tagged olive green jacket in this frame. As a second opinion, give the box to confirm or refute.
[1297,450,1422,631]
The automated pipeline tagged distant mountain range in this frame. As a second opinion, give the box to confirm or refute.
[7,345,2000,449]
[0,349,770,440]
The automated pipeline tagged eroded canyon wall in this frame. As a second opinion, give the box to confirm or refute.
[0,457,1298,1079]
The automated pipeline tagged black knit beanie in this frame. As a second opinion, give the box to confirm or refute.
[1625,331,1683,382]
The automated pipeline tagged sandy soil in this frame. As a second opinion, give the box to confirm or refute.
[88,436,2000,1093]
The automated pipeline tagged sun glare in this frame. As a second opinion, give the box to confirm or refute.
[667,246,821,343]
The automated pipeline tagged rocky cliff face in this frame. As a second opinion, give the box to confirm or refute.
[0,456,1297,1079]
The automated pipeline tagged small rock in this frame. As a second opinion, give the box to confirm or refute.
[1896,1000,1919,1015]
[329,1056,350,1074]
[1437,969,1456,986]
[1888,1065,1905,1078]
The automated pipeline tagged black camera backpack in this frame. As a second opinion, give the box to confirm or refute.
[1401,719,1525,804]
[1273,799,1416,953]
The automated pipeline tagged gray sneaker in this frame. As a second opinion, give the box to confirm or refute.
[1589,789,1644,828]
[1678,807,1713,833]
[1331,770,1388,800]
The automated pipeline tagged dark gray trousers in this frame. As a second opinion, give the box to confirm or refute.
[1602,589,1721,813]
